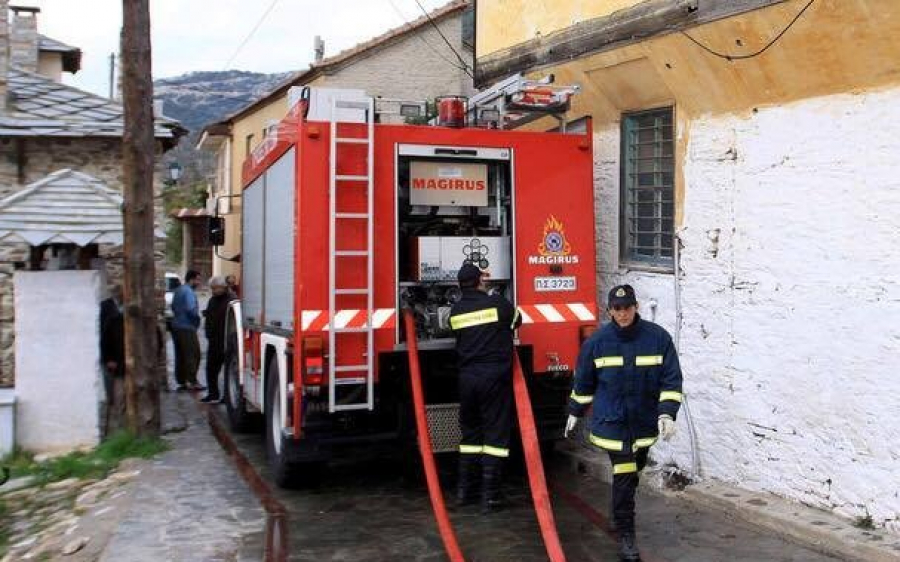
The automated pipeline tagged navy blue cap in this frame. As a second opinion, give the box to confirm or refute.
[457,263,483,287]
[608,284,637,307]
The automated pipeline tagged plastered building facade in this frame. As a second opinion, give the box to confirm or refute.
[477,0,900,532]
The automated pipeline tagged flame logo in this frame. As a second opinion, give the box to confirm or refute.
[538,215,571,256]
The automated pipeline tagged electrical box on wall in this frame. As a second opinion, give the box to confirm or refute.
[411,236,510,281]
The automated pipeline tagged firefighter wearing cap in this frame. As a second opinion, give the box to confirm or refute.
[565,284,683,561]
[449,262,522,513]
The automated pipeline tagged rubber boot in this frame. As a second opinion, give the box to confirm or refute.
[455,455,480,507]
[480,462,505,514]
[617,532,641,561]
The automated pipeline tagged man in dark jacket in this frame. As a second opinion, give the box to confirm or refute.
[201,276,235,403]
[99,285,125,433]
[449,263,521,513]
[566,284,683,561]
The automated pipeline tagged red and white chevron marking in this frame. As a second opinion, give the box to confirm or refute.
[518,303,596,324]
[300,309,397,331]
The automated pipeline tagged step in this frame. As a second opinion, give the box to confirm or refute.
[334,250,369,257]
[332,403,373,412]
[336,137,369,144]
[335,213,369,219]
[335,288,369,295]
[334,366,367,374]
[335,174,369,182]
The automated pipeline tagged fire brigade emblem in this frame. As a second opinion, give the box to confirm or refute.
[616,288,626,297]
[462,238,490,270]
[538,215,572,256]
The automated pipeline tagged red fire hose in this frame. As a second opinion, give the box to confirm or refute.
[403,310,466,562]
[513,350,567,562]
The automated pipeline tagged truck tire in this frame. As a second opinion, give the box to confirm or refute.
[223,336,257,433]
[265,356,302,488]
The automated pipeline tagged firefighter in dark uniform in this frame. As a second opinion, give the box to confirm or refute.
[450,263,521,513]
[566,284,683,561]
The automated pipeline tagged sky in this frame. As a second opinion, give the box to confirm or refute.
[24,0,453,97]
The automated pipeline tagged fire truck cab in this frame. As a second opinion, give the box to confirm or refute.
[219,86,597,486]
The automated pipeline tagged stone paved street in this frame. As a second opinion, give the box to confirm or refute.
[97,390,266,562]
[222,409,843,562]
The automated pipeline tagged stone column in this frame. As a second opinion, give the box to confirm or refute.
[0,0,10,108]
[10,6,38,74]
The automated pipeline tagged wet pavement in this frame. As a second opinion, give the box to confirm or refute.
[221,411,843,562]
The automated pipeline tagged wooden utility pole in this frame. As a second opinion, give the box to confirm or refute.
[121,0,160,437]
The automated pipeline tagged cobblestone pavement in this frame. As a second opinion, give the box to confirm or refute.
[97,338,266,562]
[223,415,842,562]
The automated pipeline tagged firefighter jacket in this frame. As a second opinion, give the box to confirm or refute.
[569,314,683,452]
[449,288,522,375]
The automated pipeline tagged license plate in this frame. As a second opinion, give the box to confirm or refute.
[534,276,576,292]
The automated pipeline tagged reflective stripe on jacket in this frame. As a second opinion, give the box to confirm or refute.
[449,288,521,374]
[568,314,682,451]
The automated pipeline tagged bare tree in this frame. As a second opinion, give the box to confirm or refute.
[121,0,160,437]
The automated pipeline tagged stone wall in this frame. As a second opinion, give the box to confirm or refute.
[317,14,474,100]
[593,86,900,531]
[0,137,169,386]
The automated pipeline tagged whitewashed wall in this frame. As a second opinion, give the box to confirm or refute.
[14,270,103,453]
[593,87,900,531]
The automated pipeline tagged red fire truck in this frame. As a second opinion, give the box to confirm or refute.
[217,86,597,486]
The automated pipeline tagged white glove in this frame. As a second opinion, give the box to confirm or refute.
[658,414,676,441]
[564,415,579,438]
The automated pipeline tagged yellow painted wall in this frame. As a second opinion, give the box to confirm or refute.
[483,0,900,226]
[477,0,643,57]
[229,95,291,193]
[209,94,289,278]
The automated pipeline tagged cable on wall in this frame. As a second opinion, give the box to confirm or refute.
[680,0,816,61]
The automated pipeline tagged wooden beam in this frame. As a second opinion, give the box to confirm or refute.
[475,0,789,86]
[121,0,161,437]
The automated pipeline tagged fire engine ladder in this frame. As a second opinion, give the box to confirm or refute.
[328,96,376,413]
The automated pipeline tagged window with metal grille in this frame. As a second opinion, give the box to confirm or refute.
[621,108,674,269]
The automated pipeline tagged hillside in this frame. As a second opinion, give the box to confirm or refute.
[154,70,295,135]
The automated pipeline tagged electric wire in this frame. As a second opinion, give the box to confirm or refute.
[384,0,470,73]
[223,0,281,69]
[681,0,816,61]
[412,0,474,78]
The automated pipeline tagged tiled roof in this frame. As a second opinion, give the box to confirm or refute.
[0,67,184,141]
[38,34,78,53]
[0,169,162,246]
[38,34,82,73]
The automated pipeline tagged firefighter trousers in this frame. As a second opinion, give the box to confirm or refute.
[458,367,513,460]
[608,447,650,535]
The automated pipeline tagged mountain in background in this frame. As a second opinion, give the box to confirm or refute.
[155,70,295,136]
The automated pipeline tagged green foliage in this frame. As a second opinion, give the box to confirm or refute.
[1,447,38,479]
[0,431,168,487]
[161,180,207,267]
[854,514,876,530]
[0,498,7,551]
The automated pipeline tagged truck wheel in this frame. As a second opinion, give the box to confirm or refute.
[223,337,256,432]
[265,356,301,488]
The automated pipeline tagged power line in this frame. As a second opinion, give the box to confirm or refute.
[223,0,280,69]
[385,0,469,72]
[412,0,474,78]
[681,0,816,61]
